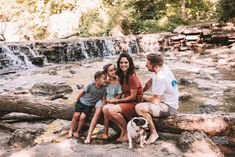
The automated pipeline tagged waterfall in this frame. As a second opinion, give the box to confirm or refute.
[103,39,116,56]
[0,34,163,70]
[0,45,29,69]
[80,41,89,59]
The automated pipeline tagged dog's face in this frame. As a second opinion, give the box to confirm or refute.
[132,117,148,130]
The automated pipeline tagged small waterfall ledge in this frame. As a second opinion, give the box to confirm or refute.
[0,33,168,70]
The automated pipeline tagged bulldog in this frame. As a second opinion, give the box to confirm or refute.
[127,117,149,149]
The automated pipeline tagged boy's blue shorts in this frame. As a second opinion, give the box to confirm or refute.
[75,101,94,116]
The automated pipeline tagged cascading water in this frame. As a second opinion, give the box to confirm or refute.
[0,34,163,70]
[80,41,89,59]
[0,45,33,69]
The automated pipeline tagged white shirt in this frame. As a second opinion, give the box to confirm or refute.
[152,64,179,109]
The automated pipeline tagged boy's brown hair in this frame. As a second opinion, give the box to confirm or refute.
[94,71,106,80]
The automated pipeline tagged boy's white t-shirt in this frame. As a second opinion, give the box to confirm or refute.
[151,64,179,109]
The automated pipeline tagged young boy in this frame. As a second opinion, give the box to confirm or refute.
[67,71,106,138]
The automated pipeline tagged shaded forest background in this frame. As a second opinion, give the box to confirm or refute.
[0,0,234,40]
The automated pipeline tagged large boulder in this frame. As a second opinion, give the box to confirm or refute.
[30,83,73,95]
[177,131,224,157]
[8,129,37,148]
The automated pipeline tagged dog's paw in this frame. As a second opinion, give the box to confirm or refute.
[128,146,133,149]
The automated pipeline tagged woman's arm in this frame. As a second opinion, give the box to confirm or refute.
[114,94,122,99]
[109,89,137,104]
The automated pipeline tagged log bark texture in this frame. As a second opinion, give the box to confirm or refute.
[0,94,74,120]
[0,94,234,136]
[154,113,235,136]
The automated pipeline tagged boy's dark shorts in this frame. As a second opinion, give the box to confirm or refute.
[75,101,94,116]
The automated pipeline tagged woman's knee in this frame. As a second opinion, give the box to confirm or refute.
[102,105,109,114]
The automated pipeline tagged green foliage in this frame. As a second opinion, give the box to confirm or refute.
[185,0,214,20]
[34,26,47,40]
[119,0,189,34]
[79,9,107,37]
[50,1,74,15]
[128,0,167,20]
[217,0,235,21]
[165,15,188,31]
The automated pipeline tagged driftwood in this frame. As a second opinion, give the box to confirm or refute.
[0,94,234,136]
[154,113,235,136]
[1,113,47,123]
[0,94,74,120]
[59,32,79,39]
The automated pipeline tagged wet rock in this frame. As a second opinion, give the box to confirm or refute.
[76,84,84,90]
[179,77,196,86]
[135,64,140,69]
[14,89,30,95]
[211,136,229,145]
[194,104,217,114]
[218,59,227,66]
[179,92,192,101]
[186,35,200,41]
[198,69,214,80]
[30,83,73,95]
[31,56,45,66]
[177,131,224,157]
[180,57,191,64]
[202,28,212,36]
[183,27,203,35]
[69,69,76,74]
[8,129,37,148]
[48,69,57,75]
[48,94,68,100]
[34,119,71,144]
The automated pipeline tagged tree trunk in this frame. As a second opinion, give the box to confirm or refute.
[0,94,74,120]
[153,113,235,136]
[180,0,186,20]
[0,94,234,136]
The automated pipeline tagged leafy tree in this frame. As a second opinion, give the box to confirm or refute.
[217,0,235,21]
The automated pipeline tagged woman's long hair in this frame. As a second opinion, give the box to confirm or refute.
[116,52,135,85]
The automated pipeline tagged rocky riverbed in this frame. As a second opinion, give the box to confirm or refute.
[0,44,235,157]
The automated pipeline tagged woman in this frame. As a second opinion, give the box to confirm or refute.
[102,52,143,142]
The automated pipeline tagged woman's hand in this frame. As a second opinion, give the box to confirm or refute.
[107,98,119,104]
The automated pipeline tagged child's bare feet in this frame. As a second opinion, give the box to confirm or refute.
[73,132,79,138]
[67,131,73,138]
[100,133,109,139]
[84,138,91,144]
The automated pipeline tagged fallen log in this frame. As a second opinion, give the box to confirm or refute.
[0,94,234,136]
[1,113,48,123]
[154,113,235,136]
[0,94,74,120]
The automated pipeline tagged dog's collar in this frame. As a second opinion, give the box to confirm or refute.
[131,119,135,128]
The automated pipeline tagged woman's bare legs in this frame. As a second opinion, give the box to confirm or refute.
[74,112,86,138]
[67,112,81,138]
[101,104,114,139]
[84,107,102,143]
[107,105,128,142]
